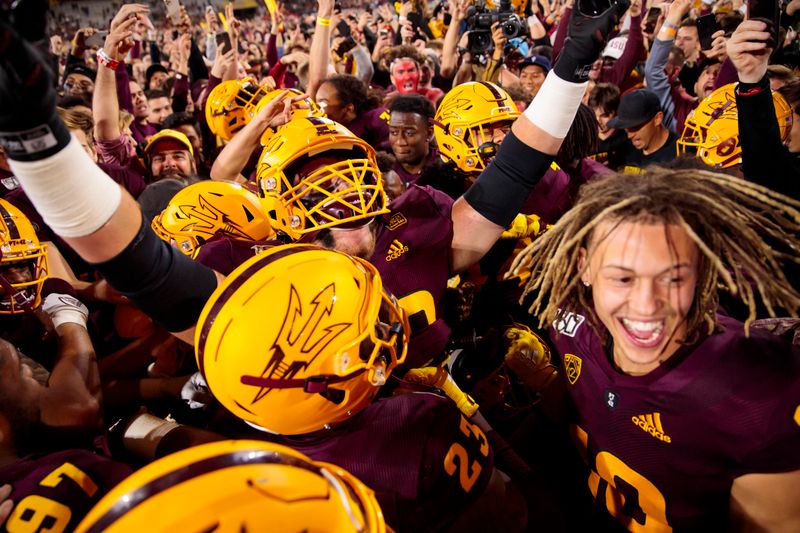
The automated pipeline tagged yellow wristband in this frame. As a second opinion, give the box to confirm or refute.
[659,27,677,39]
[317,16,331,26]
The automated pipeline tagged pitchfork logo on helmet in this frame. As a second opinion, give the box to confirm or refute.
[257,117,389,241]
[246,282,353,405]
[678,83,793,168]
[151,180,273,258]
[196,245,408,435]
[434,81,520,174]
[0,199,48,314]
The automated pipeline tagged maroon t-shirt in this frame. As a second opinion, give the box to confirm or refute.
[0,449,131,532]
[551,312,800,530]
[371,185,455,368]
[259,392,494,532]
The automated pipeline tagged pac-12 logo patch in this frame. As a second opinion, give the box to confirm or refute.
[563,354,582,385]
[553,310,585,337]
[388,213,407,230]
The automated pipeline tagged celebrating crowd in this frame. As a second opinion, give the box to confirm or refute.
[0,0,798,530]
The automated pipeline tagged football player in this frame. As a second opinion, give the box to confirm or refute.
[0,0,628,527]
[509,168,800,530]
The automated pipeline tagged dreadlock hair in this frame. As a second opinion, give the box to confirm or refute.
[509,168,800,340]
[556,103,598,167]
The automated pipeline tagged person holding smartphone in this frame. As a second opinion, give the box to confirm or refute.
[730,18,800,199]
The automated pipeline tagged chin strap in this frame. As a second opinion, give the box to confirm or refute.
[240,368,367,393]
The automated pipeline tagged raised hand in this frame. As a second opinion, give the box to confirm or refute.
[556,0,630,82]
[0,21,71,161]
[728,19,772,83]
[110,3,149,33]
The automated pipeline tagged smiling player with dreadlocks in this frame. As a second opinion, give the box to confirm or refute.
[509,167,800,530]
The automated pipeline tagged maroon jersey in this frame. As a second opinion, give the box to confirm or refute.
[195,238,279,275]
[261,392,494,532]
[371,185,455,368]
[0,449,131,533]
[347,107,391,151]
[551,312,800,530]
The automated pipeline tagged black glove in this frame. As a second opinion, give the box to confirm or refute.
[554,0,630,83]
[0,19,71,162]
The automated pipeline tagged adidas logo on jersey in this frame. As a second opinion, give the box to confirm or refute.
[631,413,672,443]
[385,239,409,261]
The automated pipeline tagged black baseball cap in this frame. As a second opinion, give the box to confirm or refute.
[607,89,662,130]
[64,63,97,83]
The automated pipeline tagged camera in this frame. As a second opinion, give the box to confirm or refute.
[466,0,527,55]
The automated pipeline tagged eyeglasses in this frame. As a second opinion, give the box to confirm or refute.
[64,80,94,91]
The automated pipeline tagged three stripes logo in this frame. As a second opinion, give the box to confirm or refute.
[631,413,671,443]
[385,239,409,261]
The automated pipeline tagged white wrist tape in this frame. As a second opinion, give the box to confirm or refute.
[8,137,122,238]
[523,73,589,139]
[122,413,180,459]
[42,293,89,330]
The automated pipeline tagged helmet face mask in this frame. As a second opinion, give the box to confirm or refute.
[0,200,48,314]
[678,83,793,168]
[258,118,389,241]
[196,245,409,435]
[434,82,520,174]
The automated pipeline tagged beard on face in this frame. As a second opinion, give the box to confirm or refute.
[313,222,378,259]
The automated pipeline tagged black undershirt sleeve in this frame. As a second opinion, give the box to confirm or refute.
[463,130,554,228]
[93,217,219,332]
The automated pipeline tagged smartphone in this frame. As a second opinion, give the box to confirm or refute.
[164,0,182,25]
[696,13,719,50]
[85,30,108,48]
[216,32,232,53]
[407,11,426,38]
[747,0,779,46]
[336,19,352,37]
[335,35,357,56]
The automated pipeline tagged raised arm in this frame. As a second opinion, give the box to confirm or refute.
[308,0,335,98]
[730,19,800,198]
[94,5,149,142]
[1,21,219,346]
[210,90,302,182]
[450,0,630,273]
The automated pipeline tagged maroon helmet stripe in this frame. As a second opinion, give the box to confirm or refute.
[0,203,20,240]
[478,81,503,101]
[83,449,328,532]
[196,244,319,374]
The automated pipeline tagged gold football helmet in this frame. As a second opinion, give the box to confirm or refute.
[151,180,273,258]
[205,78,274,140]
[0,199,48,314]
[434,81,520,174]
[196,244,409,434]
[257,117,388,241]
[677,83,793,168]
[255,88,326,146]
[75,440,386,533]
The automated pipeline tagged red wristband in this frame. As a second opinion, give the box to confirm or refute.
[97,48,121,71]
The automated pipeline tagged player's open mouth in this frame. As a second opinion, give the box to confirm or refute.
[402,82,415,91]
[619,318,665,348]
